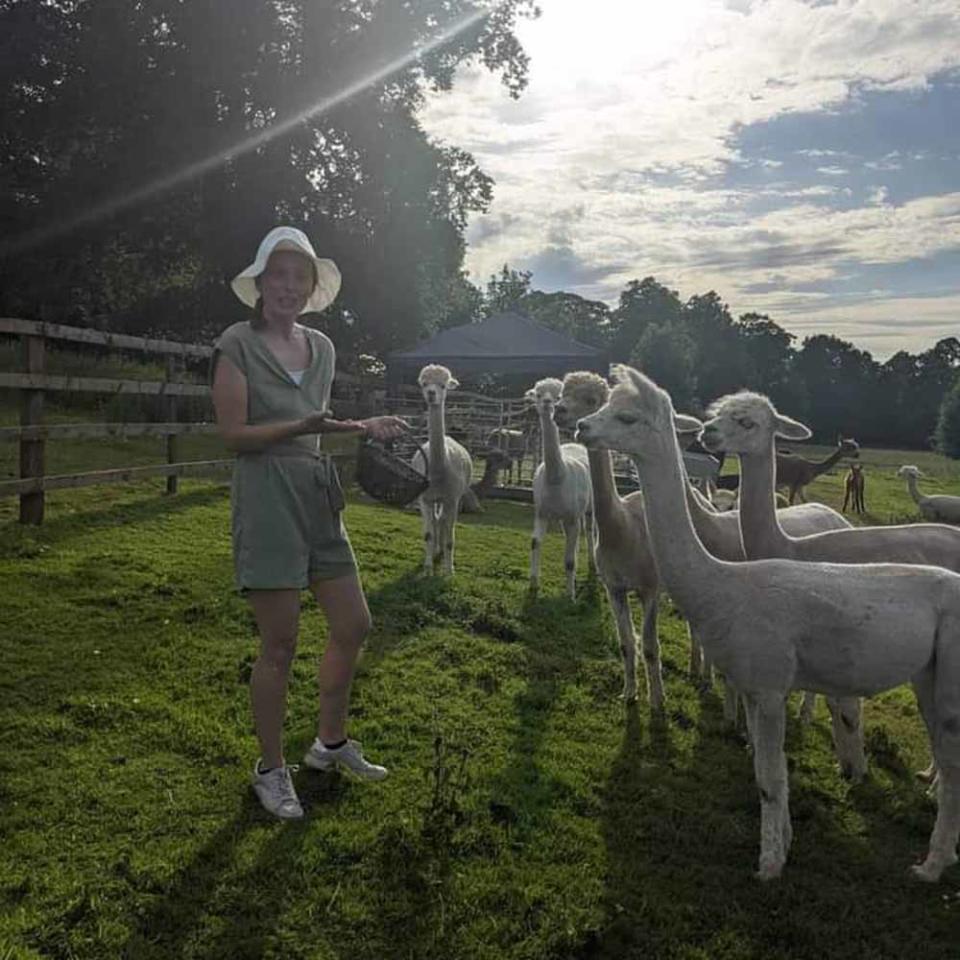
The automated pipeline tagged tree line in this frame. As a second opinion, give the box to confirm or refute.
[2,1,957,453]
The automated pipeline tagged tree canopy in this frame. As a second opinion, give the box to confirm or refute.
[0,0,536,353]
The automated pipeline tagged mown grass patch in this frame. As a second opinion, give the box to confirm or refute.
[1,458,960,958]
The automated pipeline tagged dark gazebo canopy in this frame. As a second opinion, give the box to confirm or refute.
[386,310,608,387]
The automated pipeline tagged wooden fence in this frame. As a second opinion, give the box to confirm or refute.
[0,318,642,523]
[0,318,238,524]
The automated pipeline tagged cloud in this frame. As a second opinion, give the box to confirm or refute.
[419,0,960,357]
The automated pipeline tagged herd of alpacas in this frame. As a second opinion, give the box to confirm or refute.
[400,362,960,884]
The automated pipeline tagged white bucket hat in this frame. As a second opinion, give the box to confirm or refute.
[231,225,342,314]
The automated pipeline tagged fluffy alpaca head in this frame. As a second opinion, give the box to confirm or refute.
[524,377,564,415]
[554,371,610,428]
[418,364,459,406]
[897,464,923,478]
[574,364,701,457]
[700,390,811,457]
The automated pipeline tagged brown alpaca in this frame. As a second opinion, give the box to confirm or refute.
[842,463,865,514]
[775,435,860,504]
[460,448,513,514]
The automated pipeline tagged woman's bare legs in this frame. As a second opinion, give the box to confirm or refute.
[310,572,372,744]
[248,589,301,769]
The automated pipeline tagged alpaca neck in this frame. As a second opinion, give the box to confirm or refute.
[905,473,923,505]
[813,444,847,479]
[427,403,448,479]
[539,411,565,484]
[629,432,720,621]
[738,442,793,558]
[587,447,621,522]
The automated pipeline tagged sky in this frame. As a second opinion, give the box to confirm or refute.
[419,0,960,360]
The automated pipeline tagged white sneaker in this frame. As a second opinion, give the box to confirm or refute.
[251,761,304,819]
[303,738,388,781]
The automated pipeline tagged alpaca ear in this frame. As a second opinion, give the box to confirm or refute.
[524,388,536,402]
[774,414,811,441]
[674,413,703,434]
[447,377,460,391]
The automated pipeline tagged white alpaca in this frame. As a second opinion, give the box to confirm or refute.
[899,465,960,524]
[411,365,473,575]
[576,365,960,883]
[701,392,960,777]
[681,429,852,725]
[527,377,594,600]
[555,372,664,706]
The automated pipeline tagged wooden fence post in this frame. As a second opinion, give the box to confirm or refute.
[164,355,180,494]
[19,333,46,524]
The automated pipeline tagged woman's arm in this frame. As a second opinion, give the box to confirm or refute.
[212,354,362,452]
[212,355,409,451]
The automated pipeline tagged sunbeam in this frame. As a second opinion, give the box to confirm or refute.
[1,7,489,258]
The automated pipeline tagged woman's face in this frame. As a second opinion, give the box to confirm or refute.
[257,250,316,321]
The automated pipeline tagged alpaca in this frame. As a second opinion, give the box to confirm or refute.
[527,377,594,600]
[843,463,866,515]
[776,436,860,504]
[554,371,664,707]
[460,448,512,514]
[700,395,960,577]
[411,365,474,574]
[898,466,960,524]
[703,392,960,737]
[576,365,960,882]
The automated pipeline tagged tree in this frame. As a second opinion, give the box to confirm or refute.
[484,265,532,315]
[681,291,751,406]
[0,0,538,354]
[519,290,611,347]
[630,323,697,414]
[608,277,682,363]
[794,335,880,442]
[935,375,960,459]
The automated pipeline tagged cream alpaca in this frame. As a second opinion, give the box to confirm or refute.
[411,365,473,575]
[898,466,960,524]
[527,377,594,600]
[576,365,960,883]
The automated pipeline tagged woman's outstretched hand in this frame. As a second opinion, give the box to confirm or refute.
[359,416,410,442]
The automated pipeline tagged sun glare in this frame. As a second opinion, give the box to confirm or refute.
[518,0,715,85]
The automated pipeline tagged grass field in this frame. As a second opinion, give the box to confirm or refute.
[2,431,960,960]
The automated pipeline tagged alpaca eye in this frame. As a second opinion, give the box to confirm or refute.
[616,412,638,425]
[737,418,754,429]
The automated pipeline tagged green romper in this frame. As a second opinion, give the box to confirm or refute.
[213,321,357,590]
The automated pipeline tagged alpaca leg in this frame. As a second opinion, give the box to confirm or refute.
[825,696,867,782]
[799,691,817,724]
[606,586,639,703]
[432,504,444,572]
[561,518,580,600]
[639,592,665,711]
[842,488,850,512]
[584,510,597,573]
[419,501,433,574]
[746,693,791,880]
[441,502,457,575]
[529,513,547,592]
[913,638,960,881]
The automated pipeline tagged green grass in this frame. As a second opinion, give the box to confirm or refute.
[2,454,960,960]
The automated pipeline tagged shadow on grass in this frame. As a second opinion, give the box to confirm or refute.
[0,483,228,551]
[115,771,350,960]
[575,692,960,960]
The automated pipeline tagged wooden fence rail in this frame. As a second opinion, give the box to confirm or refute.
[0,317,230,523]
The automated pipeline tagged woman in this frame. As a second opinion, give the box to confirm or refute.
[212,226,407,819]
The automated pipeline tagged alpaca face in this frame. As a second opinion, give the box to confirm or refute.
[525,378,563,418]
[554,372,610,429]
[575,366,680,457]
[702,391,811,456]
[418,364,458,407]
